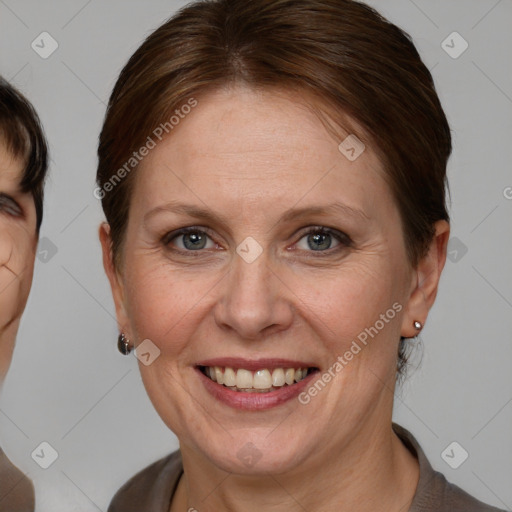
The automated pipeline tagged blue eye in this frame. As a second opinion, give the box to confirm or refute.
[163,226,351,256]
[295,227,350,253]
[165,228,216,251]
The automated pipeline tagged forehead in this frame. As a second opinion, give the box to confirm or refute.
[162,86,363,159]
[134,86,391,218]
[0,142,24,189]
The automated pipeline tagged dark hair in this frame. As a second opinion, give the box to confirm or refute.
[0,76,49,233]
[97,0,452,377]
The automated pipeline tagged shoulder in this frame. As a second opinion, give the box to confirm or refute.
[0,448,35,512]
[417,468,506,512]
[108,450,183,512]
[392,424,506,512]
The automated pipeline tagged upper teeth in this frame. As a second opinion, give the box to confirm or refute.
[204,366,310,391]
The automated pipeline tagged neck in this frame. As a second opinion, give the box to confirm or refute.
[172,419,419,512]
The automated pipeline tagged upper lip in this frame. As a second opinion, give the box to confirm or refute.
[196,357,318,371]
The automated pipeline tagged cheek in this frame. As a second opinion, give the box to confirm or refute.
[288,261,404,386]
[122,260,219,349]
[0,228,14,266]
[0,266,21,327]
[297,261,397,331]
[0,229,35,326]
[0,227,35,273]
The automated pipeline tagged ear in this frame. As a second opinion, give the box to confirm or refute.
[99,222,131,339]
[400,220,450,338]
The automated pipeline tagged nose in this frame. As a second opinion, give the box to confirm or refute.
[213,247,294,340]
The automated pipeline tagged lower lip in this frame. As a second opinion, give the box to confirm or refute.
[196,367,318,410]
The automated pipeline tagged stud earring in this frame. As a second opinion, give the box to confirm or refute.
[413,320,422,331]
[118,333,132,355]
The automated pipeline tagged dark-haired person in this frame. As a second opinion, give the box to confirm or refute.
[0,77,48,511]
[97,1,505,511]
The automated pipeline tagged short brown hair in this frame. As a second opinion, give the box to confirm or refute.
[0,76,49,233]
[97,0,452,376]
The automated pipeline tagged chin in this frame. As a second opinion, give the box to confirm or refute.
[196,431,310,475]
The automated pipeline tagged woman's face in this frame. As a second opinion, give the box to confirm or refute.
[0,145,37,382]
[103,86,446,474]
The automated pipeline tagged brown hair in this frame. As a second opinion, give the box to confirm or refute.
[0,76,49,233]
[97,0,451,376]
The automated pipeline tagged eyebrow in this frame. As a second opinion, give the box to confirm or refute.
[0,190,22,202]
[144,200,370,226]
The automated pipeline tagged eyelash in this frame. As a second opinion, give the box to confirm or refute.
[0,194,22,217]
[162,225,352,257]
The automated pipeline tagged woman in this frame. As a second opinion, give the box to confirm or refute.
[0,77,48,511]
[97,0,505,510]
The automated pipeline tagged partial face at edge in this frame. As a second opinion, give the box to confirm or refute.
[102,86,443,475]
[0,144,37,382]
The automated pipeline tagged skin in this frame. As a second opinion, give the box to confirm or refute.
[0,145,38,386]
[100,86,450,512]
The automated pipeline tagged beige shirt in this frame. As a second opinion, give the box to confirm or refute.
[108,424,506,511]
[0,448,34,512]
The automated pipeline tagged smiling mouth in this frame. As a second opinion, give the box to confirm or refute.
[198,365,319,393]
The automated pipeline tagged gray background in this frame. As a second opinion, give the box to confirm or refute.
[0,0,511,510]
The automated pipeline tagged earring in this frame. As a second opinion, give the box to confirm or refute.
[413,320,422,331]
[118,333,132,355]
